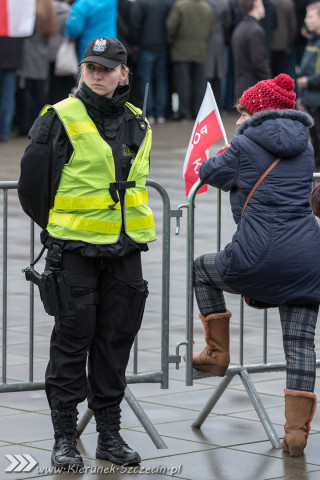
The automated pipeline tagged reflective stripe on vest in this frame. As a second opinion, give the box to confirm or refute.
[42,96,155,244]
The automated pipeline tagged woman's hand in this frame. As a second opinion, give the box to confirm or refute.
[296,97,307,112]
[216,144,231,155]
[297,76,308,89]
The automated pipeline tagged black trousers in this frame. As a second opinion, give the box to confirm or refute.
[271,51,289,77]
[173,62,206,119]
[16,79,48,135]
[45,251,148,411]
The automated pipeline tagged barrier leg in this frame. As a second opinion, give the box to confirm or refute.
[239,369,282,449]
[192,371,234,428]
[124,387,167,449]
[77,408,93,437]
[77,387,167,449]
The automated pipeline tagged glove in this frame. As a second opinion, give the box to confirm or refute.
[216,144,230,155]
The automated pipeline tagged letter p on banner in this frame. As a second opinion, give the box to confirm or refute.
[183,83,227,196]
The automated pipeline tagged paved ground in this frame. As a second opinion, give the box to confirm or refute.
[0,112,320,480]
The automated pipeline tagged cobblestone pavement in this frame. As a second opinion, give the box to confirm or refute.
[0,113,319,480]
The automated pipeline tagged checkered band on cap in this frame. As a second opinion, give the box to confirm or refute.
[239,74,296,114]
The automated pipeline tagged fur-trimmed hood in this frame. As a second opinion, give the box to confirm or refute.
[236,109,314,158]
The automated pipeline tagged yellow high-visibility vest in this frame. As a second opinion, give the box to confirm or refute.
[41,96,155,244]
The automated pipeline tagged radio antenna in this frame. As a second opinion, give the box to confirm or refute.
[142,83,149,120]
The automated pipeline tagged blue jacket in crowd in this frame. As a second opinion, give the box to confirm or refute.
[65,0,118,61]
[200,109,320,305]
[299,32,320,109]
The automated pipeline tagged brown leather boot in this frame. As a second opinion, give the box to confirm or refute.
[282,388,317,457]
[192,310,232,376]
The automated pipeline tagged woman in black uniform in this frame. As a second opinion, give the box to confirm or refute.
[18,37,155,470]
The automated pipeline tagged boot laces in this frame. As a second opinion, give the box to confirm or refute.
[52,410,80,456]
[57,433,80,456]
[97,412,130,449]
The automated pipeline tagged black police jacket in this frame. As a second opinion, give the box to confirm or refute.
[18,84,149,258]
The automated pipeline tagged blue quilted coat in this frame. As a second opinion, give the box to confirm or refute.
[199,109,320,305]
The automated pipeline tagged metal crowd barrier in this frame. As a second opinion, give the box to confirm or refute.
[0,179,182,449]
[2,174,320,450]
[176,174,320,449]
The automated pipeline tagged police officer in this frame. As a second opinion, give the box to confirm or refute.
[18,37,155,470]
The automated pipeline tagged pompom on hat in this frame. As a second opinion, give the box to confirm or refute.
[239,74,296,114]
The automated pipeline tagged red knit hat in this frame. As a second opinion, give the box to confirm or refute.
[239,74,296,114]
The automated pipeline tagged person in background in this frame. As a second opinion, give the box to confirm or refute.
[260,0,278,59]
[271,0,297,76]
[297,1,320,171]
[117,0,141,105]
[166,0,213,121]
[16,0,58,136]
[131,0,174,124]
[205,0,232,110]
[18,37,155,470]
[117,0,133,58]
[222,0,241,111]
[0,37,24,141]
[288,0,314,80]
[191,73,319,458]
[232,0,271,100]
[65,0,118,61]
[48,0,75,104]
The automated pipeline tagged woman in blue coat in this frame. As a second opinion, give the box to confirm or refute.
[193,74,319,457]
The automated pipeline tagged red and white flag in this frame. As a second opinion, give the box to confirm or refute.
[183,83,228,196]
[0,0,36,37]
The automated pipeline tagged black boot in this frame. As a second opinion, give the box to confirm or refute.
[51,410,84,471]
[94,406,141,465]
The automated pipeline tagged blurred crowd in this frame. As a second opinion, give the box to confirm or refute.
[0,0,319,148]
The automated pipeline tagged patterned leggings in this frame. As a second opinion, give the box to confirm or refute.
[194,253,318,392]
